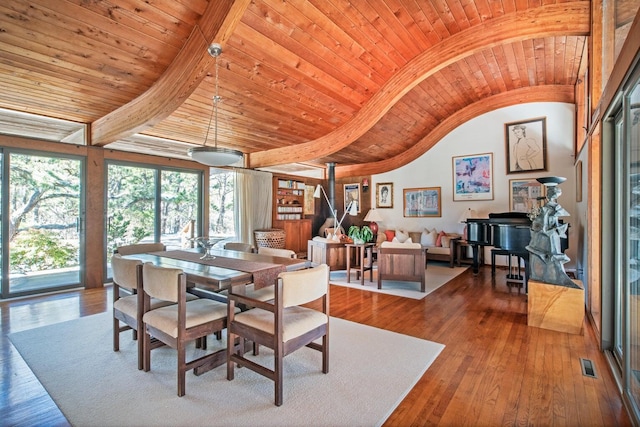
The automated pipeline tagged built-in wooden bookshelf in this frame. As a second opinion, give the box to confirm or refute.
[272,176,312,256]
[274,179,305,220]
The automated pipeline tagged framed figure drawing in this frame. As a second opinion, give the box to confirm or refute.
[343,183,361,213]
[376,182,393,208]
[403,187,441,217]
[509,178,545,213]
[505,117,547,174]
[452,153,494,201]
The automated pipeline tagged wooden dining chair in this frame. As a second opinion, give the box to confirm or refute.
[226,264,330,406]
[141,262,238,397]
[257,246,297,258]
[112,254,182,370]
[115,242,166,255]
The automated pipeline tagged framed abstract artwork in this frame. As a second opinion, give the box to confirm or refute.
[452,153,494,201]
[505,117,547,174]
[376,182,393,208]
[403,187,441,217]
[509,178,545,213]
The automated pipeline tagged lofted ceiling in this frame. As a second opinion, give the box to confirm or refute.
[0,0,590,177]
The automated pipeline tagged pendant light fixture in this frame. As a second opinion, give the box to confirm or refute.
[188,43,243,167]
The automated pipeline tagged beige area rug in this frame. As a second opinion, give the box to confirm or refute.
[9,312,444,427]
[330,262,469,300]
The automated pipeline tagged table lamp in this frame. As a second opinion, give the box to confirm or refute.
[363,209,383,236]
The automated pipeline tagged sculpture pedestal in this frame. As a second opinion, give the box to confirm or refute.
[527,279,584,335]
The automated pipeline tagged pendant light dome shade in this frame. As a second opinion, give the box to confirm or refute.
[188,43,244,167]
[188,146,243,166]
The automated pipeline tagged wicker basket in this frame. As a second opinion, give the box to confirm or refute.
[254,228,286,249]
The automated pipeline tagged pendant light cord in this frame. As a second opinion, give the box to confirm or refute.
[204,45,221,148]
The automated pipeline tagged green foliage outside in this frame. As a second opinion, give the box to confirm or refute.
[10,230,77,273]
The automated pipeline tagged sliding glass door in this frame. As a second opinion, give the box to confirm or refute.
[610,60,640,423]
[625,69,640,420]
[2,151,83,298]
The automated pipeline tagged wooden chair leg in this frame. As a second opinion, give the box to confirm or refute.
[113,318,119,352]
[177,341,186,397]
[322,335,329,373]
[143,330,151,372]
[275,348,283,406]
[227,331,236,380]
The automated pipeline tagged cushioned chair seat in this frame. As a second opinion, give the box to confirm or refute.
[144,299,231,338]
[427,246,451,255]
[219,283,275,302]
[234,306,328,342]
[243,284,275,301]
[114,294,195,318]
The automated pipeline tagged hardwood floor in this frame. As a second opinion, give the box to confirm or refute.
[0,267,631,426]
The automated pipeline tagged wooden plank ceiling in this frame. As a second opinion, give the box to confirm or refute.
[0,0,589,176]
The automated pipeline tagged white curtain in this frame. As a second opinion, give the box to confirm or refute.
[235,169,272,245]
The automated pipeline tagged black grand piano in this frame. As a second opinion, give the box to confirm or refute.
[465,212,569,289]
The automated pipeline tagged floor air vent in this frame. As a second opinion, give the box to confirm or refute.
[580,358,597,378]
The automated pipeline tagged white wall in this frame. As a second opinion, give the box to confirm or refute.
[370,102,578,268]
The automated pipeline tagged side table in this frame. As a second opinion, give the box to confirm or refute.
[345,243,375,286]
[453,239,482,267]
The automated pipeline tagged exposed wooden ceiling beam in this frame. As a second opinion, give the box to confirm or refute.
[248,2,590,169]
[90,0,251,146]
[335,85,575,178]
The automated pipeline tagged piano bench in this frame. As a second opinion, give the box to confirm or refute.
[491,249,525,280]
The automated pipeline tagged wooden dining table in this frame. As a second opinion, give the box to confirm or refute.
[124,247,308,293]
[122,247,309,375]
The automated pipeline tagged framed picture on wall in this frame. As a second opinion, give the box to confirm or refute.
[509,178,545,213]
[452,152,494,201]
[304,184,315,215]
[505,117,547,174]
[403,187,441,217]
[344,183,361,213]
[376,182,393,208]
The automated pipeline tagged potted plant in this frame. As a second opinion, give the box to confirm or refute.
[347,225,374,244]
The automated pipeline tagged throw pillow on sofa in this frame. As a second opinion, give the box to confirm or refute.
[435,230,447,247]
[421,228,438,246]
[395,229,410,243]
[392,236,413,244]
[384,230,395,242]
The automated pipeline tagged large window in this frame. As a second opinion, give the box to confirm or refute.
[625,67,640,421]
[209,168,235,237]
[608,58,640,424]
[106,162,202,268]
[2,150,83,298]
